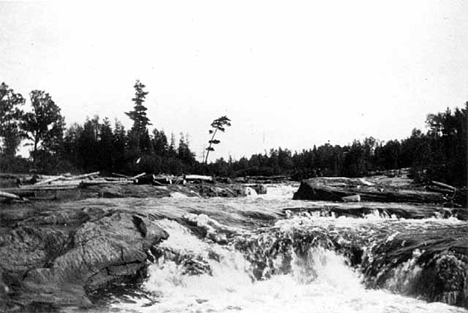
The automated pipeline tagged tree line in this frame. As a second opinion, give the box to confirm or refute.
[0,80,466,187]
[207,106,467,187]
[0,81,200,175]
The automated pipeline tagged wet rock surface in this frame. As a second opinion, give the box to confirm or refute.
[293,177,448,203]
[1,181,264,202]
[1,182,468,311]
[231,213,468,309]
[361,223,468,307]
[0,205,168,312]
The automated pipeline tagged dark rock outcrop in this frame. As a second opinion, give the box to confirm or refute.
[79,183,252,199]
[293,177,447,204]
[234,213,468,308]
[362,224,468,307]
[283,203,459,220]
[0,208,168,312]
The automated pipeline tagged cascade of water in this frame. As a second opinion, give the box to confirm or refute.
[107,214,467,313]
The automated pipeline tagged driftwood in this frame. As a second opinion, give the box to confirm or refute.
[185,175,213,182]
[342,194,361,202]
[34,175,66,186]
[104,177,130,182]
[34,172,100,186]
[153,175,173,185]
[172,176,185,185]
[0,190,22,200]
[62,172,100,181]
[130,172,146,181]
[0,188,35,197]
[0,173,20,179]
[20,184,81,190]
[80,180,133,186]
[430,181,457,192]
[242,175,291,183]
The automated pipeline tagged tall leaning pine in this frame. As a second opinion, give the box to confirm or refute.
[204,116,231,164]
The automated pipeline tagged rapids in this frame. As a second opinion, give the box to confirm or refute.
[66,185,468,313]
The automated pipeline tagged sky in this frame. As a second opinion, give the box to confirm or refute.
[1,1,468,161]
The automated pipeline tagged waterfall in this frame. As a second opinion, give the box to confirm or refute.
[108,211,467,313]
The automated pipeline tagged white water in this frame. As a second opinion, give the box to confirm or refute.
[110,218,466,312]
[67,185,467,313]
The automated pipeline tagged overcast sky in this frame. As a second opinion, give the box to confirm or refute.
[1,1,468,161]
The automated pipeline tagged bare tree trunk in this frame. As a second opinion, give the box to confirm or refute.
[204,128,218,164]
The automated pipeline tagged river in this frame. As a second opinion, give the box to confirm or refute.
[68,185,468,313]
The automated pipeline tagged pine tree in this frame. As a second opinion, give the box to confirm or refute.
[205,116,231,164]
[125,80,151,152]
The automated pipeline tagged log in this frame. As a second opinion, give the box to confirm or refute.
[0,173,21,179]
[342,194,361,202]
[153,175,173,185]
[80,180,133,187]
[427,186,455,194]
[130,172,146,180]
[34,175,65,185]
[0,190,21,200]
[431,181,457,192]
[62,172,100,181]
[358,178,374,186]
[184,175,213,182]
[172,176,185,185]
[104,177,130,182]
[0,188,35,197]
[20,184,80,190]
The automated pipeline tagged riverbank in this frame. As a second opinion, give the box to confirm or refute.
[0,182,467,312]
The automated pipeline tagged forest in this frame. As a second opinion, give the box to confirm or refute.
[0,80,466,187]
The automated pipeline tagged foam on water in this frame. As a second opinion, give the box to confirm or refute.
[69,187,467,313]
[109,218,467,313]
[260,184,298,199]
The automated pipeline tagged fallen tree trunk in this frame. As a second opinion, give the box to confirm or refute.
[130,173,146,181]
[0,188,35,197]
[184,175,213,182]
[0,190,22,200]
[153,175,173,185]
[62,171,100,181]
[80,180,133,187]
[21,184,81,190]
[431,180,457,191]
[34,175,65,186]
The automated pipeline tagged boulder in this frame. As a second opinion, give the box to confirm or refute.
[252,184,268,195]
[362,225,468,307]
[293,177,447,204]
[0,209,168,311]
